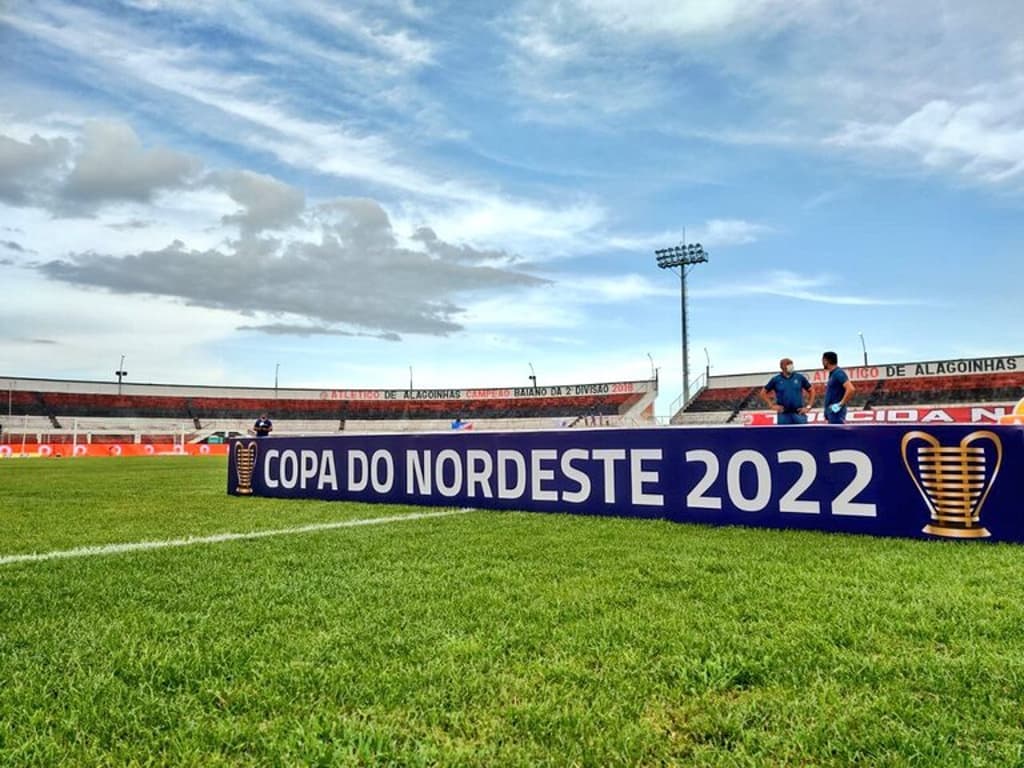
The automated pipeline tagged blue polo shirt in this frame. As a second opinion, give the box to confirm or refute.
[764,372,811,412]
[824,367,850,408]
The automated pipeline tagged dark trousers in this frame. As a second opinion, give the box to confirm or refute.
[825,408,847,424]
[777,412,808,425]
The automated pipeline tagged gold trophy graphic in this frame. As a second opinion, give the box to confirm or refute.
[901,430,1003,538]
[234,441,258,495]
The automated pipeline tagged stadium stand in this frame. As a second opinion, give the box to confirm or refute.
[9,355,1020,443]
[0,375,657,445]
[676,354,1024,424]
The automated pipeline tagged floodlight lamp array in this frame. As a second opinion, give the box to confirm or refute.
[654,243,708,269]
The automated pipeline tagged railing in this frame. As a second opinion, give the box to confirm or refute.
[666,372,708,424]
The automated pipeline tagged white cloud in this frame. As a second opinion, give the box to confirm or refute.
[693,271,920,306]
[503,0,1024,191]
[0,133,70,205]
[539,273,669,304]
[503,0,822,123]
[828,91,1024,184]
[604,218,772,253]
[693,219,773,247]
[568,0,818,40]
[410,197,607,253]
[457,290,581,330]
[290,0,436,69]
[455,272,668,335]
[36,197,550,337]
[7,4,608,250]
[4,7,436,188]
[0,267,242,384]
[214,170,306,234]
[514,27,584,62]
[61,120,200,210]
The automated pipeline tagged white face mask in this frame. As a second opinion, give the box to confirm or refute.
[785,364,795,374]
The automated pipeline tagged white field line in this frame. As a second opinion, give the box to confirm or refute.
[0,508,475,567]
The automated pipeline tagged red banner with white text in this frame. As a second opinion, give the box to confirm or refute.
[0,443,230,458]
[744,403,1024,426]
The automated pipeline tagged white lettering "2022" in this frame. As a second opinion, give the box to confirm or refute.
[684,449,877,517]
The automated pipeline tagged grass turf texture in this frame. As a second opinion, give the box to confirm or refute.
[3,459,1024,766]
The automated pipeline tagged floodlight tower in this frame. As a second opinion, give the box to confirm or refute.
[654,241,708,406]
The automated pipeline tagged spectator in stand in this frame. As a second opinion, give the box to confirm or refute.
[252,413,273,437]
[761,357,814,424]
[822,351,855,424]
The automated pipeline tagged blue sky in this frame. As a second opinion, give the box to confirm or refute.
[1,0,1022,416]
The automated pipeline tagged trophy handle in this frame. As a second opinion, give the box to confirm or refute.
[961,431,1002,521]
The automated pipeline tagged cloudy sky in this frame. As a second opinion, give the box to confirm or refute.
[2,1,1022,415]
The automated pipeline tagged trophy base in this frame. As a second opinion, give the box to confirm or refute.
[922,524,991,539]
[235,487,254,495]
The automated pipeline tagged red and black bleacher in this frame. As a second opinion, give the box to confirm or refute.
[13,389,644,423]
[689,370,1024,416]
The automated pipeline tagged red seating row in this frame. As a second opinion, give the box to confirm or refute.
[687,386,759,413]
[3,389,642,422]
[882,372,1024,392]
[3,391,47,416]
[871,373,1024,407]
[39,392,194,418]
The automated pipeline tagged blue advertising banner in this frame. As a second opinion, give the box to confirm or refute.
[228,424,1024,542]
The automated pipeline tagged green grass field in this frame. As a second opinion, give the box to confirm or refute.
[3,457,1024,766]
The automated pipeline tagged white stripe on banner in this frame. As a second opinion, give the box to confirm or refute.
[0,508,475,567]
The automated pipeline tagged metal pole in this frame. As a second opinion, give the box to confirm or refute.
[409,366,413,390]
[681,227,689,403]
[275,363,279,397]
[680,267,690,404]
[859,332,868,366]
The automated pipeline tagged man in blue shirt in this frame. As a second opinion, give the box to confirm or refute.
[822,351,855,424]
[252,413,273,437]
[761,357,813,424]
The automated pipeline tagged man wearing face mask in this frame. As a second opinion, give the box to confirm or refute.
[761,358,814,424]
